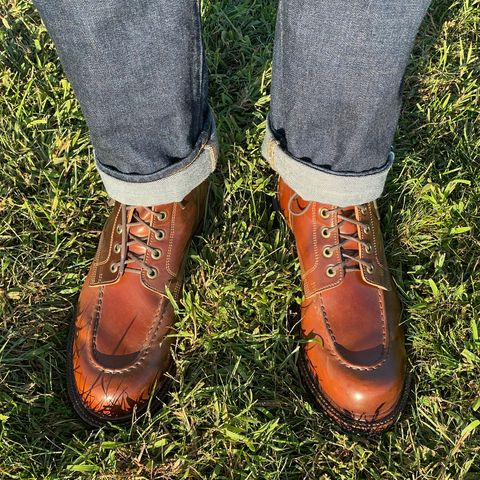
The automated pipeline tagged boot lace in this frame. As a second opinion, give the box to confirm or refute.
[288,193,374,276]
[109,204,173,279]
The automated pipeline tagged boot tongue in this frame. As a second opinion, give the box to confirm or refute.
[336,206,360,269]
[126,207,152,265]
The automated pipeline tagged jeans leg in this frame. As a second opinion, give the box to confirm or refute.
[263,0,431,206]
[34,0,218,205]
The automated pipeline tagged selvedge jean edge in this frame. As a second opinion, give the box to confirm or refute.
[96,109,219,206]
[262,115,394,207]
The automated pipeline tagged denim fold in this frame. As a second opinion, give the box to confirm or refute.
[262,118,394,206]
[97,110,218,206]
[34,0,210,205]
[267,0,431,204]
[34,0,432,206]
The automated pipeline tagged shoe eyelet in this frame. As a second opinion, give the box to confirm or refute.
[110,263,119,273]
[363,225,371,234]
[155,229,165,240]
[151,249,162,260]
[319,207,330,219]
[323,246,333,258]
[116,225,123,234]
[326,266,336,278]
[367,264,375,274]
[157,211,168,221]
[147,268,158,279]
[321,227,331,238]
[113,243,121,254]
[365,243,372,254]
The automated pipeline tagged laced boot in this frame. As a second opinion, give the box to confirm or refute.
[66,181,209,426]
[277,177,409,434]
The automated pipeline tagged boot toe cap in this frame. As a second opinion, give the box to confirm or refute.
[302,344,409,431]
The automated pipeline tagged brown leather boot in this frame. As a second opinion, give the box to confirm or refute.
[277,177,409,434]
[66,181,209,426]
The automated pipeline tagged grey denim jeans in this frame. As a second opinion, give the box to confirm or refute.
[34,0,431,206]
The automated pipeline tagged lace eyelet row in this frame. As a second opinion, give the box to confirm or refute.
[324,263,375,277]
[314,202,376,278]
[108,207,168,277]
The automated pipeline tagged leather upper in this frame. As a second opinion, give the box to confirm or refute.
[278,177,407,427]
[71,181,209,418]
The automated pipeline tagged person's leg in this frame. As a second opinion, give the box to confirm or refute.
[33,0,216,425]
[267,0,431,434]
[264,0,431,206]
[34,0,217,206]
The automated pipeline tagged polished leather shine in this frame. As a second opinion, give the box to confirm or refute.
[277,177,409,433]
[67,181,209,424]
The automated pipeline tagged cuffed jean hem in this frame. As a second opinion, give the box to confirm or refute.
[262,120,394,207]
[96,123,219,206]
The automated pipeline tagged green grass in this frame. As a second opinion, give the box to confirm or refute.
[0,0,479,478]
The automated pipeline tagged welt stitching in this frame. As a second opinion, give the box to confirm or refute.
[141,206,175,294]
[91,287,105,353]
[91,208,122,286]
[166,204,177,277]
[369,203,381,265]
[96,207,121,267]
[377,288,389,353]
[302,205,319,277]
